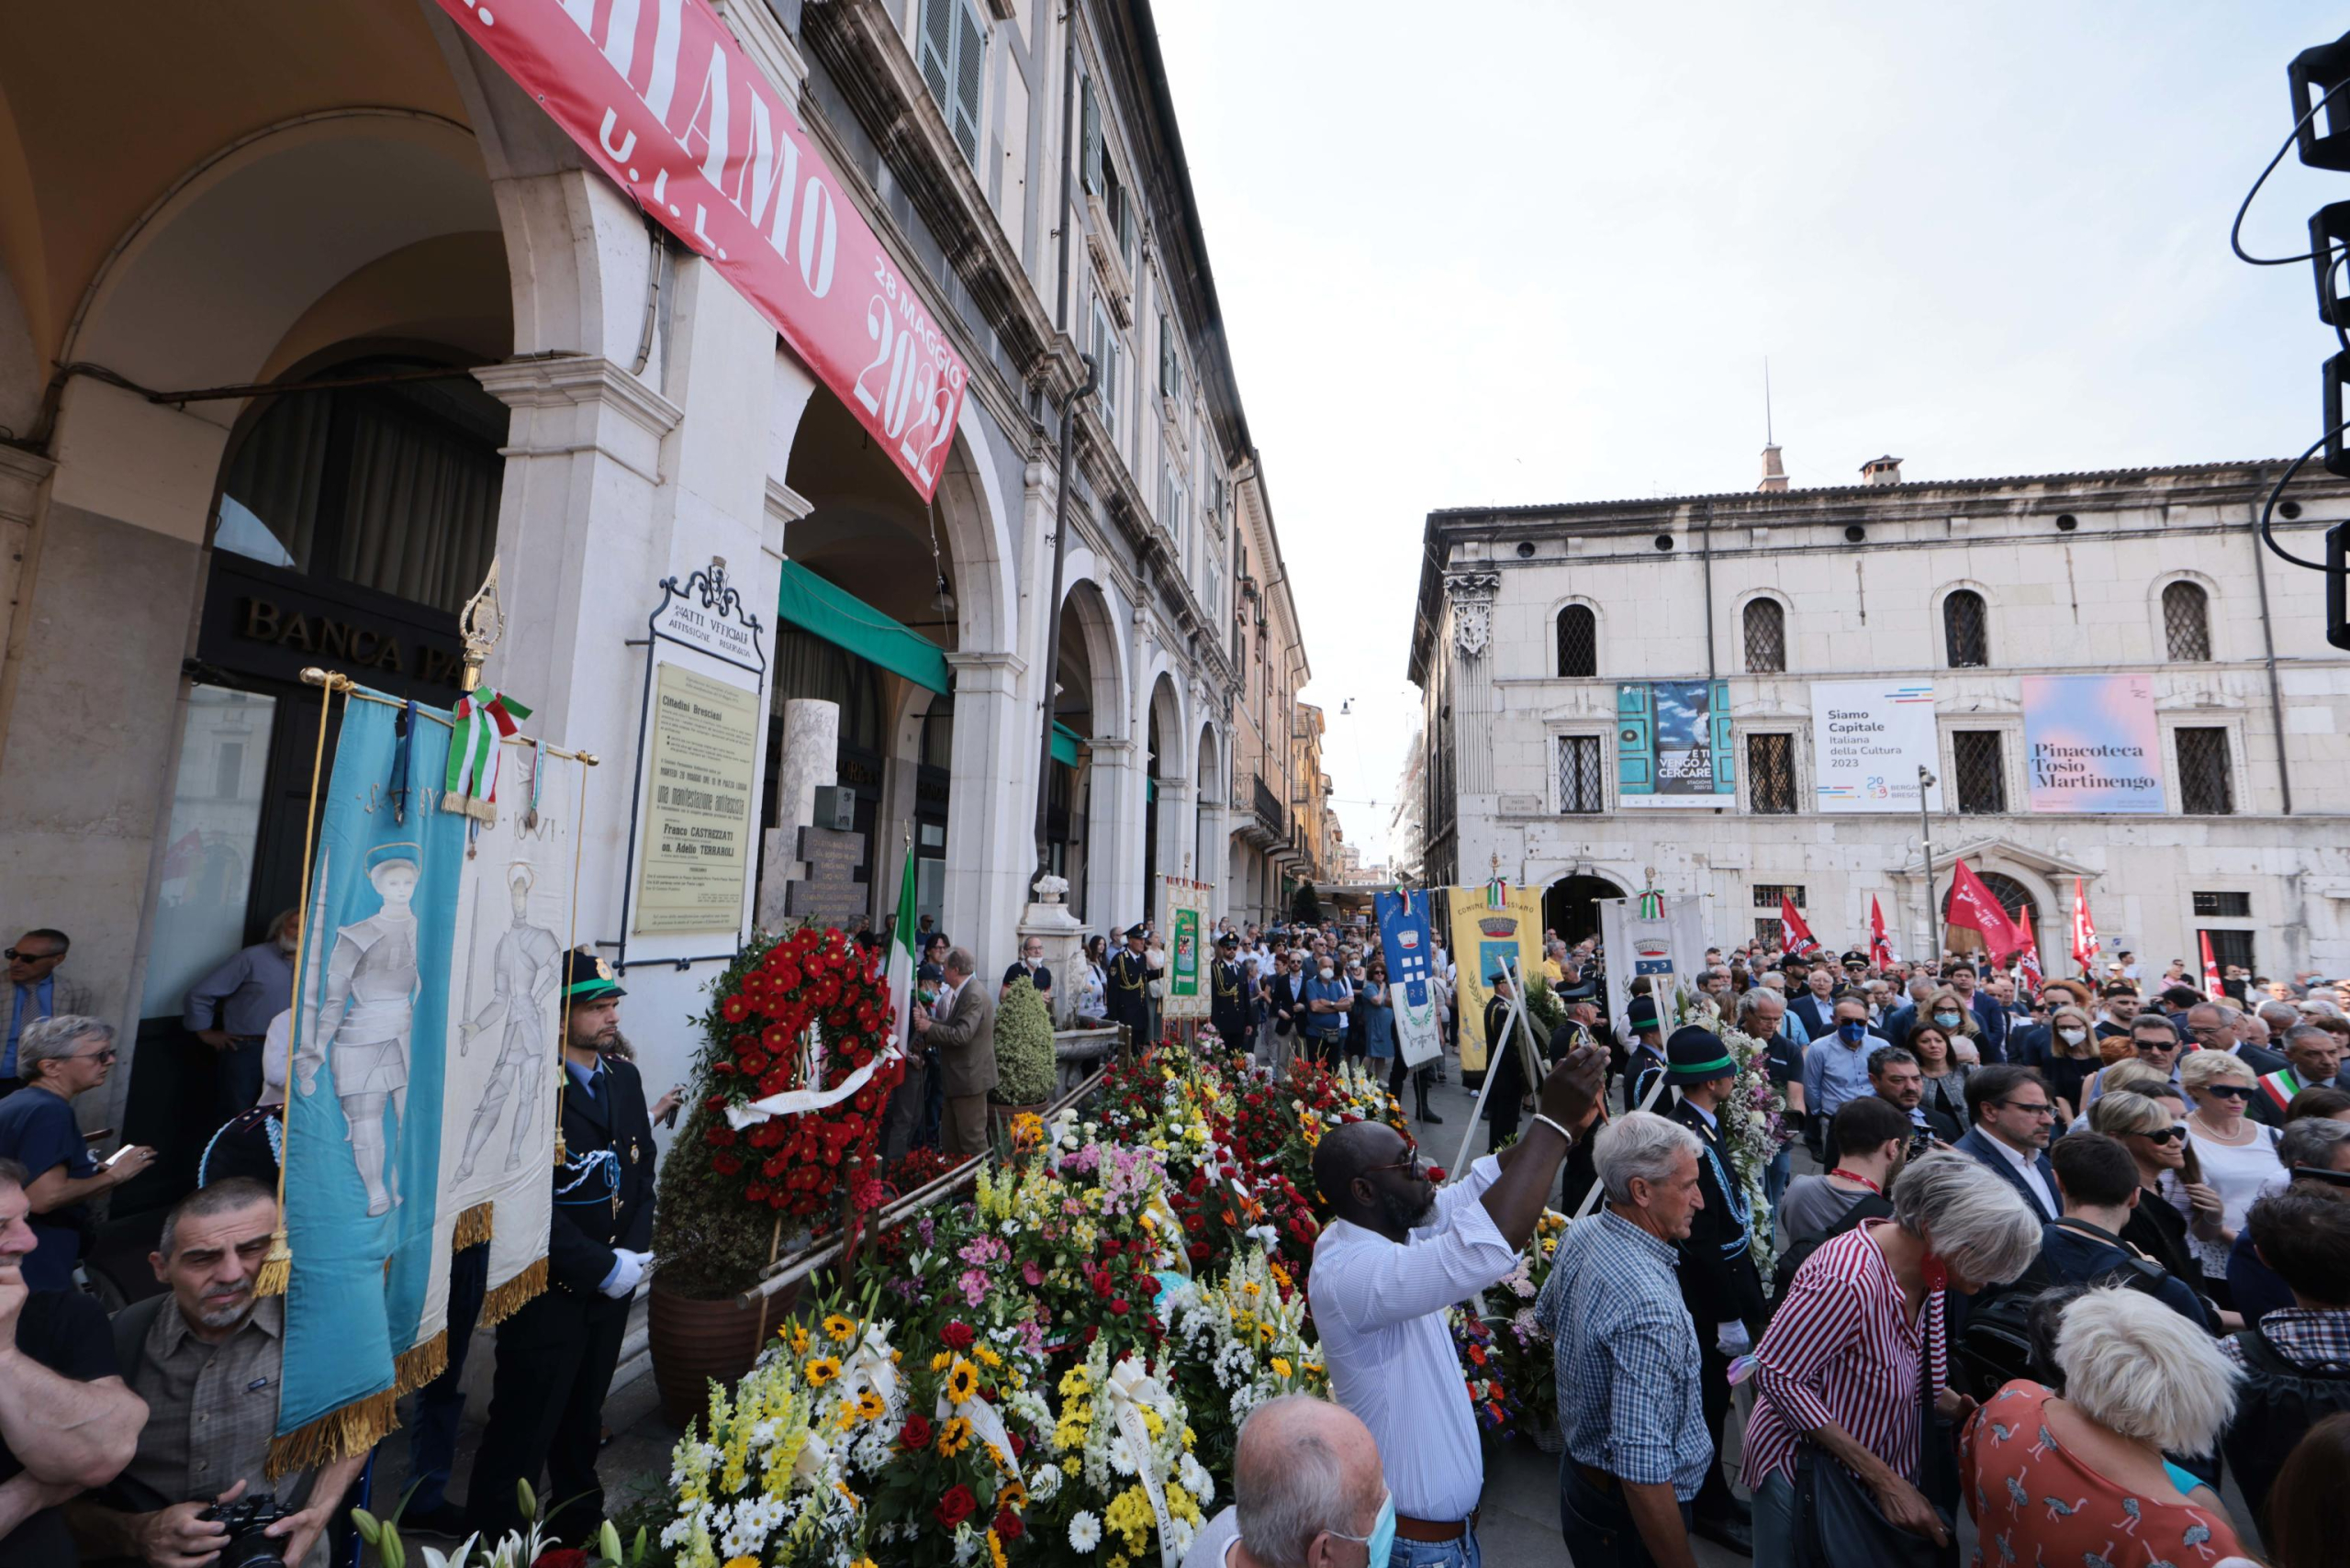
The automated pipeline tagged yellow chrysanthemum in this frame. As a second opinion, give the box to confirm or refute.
[822,1314,857,1344]
[786,1324,811,1354]
[1064,1455,1081,1476]
[945,1358,980,1405]
[724,1558,760,1568]
[1270,1357,1293,1380]
[804,1355,841,1386]
[936,1416,974,1458]
[1059,1365,1091,1397]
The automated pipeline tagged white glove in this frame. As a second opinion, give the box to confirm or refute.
[1716,1321,1753,1357]
[601,1249,651,1299]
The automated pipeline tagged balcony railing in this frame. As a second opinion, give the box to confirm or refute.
[1253,773,1286,838]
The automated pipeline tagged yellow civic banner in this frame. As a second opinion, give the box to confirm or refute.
[1448,883,1543,1073]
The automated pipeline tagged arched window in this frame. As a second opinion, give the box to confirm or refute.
[1555,604,1596,678]
[2162,580,2212,662]
[1943,588,1989,668]
[1743,598,1786,673]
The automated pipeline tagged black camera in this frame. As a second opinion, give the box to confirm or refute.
[199,1491,297,1568]
[1909,1124,1938,1157]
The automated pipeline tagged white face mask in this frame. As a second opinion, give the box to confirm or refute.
[2058,1027,2087,1046]
[1319,966,1335,981]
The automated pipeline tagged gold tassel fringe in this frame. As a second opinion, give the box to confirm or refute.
[265,1387,400,1479]
[475,1255,548,1330]
[453,1200,496,1250]
[253,1227,292,1298]
[391,1330,448,1397]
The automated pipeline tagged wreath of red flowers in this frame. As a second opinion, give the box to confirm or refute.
[698,926,906,1224]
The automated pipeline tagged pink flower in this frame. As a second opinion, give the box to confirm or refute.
[957,1268,990,1306]
[1022,1260,1044,1286]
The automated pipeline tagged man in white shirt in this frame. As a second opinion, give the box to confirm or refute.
[1953,1063,2062,1222]
[1181,1394,1388,1568]
[1308,1040,1605,1562]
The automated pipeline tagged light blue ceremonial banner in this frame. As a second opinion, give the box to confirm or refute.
[279,691,465,1444]
[1374,890,1443,1070]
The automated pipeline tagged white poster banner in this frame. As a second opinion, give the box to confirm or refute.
[1598,894,1709,1031]
[1810,680,1942,813]
[425,743,582,1336]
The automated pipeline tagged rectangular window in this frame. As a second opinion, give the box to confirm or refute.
[1158,312,1184,403]
[1080,75,1102,195]
[142,686,277,1018]
[1755,917,1785,946]
[2177,727,2235,815]
[2191,890,2252,918]
[1752,883,1806,910]
[212,741,245,800]
[917,0,986,164]
[2201,928,2255,974]
[1091,300,1120,432]
[1557,735,1606,813]
[1748,732,1797,814]
[1953,730,2007,813]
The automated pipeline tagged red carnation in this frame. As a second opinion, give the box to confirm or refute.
[900,1414,934,1450]
[993,1509,1024,1540]
[942,1321,975,1350]
[533,1551,588,1568]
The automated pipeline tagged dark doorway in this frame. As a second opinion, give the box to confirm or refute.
[1544,875,1627,948]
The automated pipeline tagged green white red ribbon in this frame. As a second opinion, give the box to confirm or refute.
[442,687,532,823]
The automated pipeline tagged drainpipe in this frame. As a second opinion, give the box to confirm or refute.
[1034,355,1099,875]
[1054,0,1080,333]
[2249,499,2294,816]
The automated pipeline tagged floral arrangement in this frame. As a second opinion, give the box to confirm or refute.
[1448,1308,1516,1433]
[1473,1209,1570,1446]
[1160,1244,1323,1473]
[699,925,907,1226]
[991,980,1058,1106]
[1685,1014,1783,1272]
[1036,1342,1210,1565]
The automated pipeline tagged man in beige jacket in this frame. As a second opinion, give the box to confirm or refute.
[914,946,997,1156]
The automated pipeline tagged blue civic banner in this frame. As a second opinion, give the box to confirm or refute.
[274,690,467,1468]
[1374,889,1443,1070]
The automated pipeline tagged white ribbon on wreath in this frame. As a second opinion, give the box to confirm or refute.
[1102,1356,1178,1563]
[934,1382,1024,1484]
[723,1015,903,1129]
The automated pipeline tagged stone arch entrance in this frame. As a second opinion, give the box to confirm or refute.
[1544,873,1628,948]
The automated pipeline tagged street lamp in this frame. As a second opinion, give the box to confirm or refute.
[1918,765,1940,963]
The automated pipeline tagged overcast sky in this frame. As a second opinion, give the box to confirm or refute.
[1153,1,2343,865]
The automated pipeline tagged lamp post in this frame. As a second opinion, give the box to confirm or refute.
[1918,764,1940,964]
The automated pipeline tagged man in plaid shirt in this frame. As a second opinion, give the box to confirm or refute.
[1536,1112,1713,1568]
[2221,1182,2350,1526]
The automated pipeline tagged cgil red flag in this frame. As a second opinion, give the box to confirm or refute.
[1944,860,2021,959]
[1779,894,1821,956]
[2200,931,2225,1002]
[2016,922,2044,991]
[1869,895,1897,969]
[2069,877,2101,979]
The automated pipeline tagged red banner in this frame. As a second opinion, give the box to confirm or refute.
[436,0,968,499]
[1944,860,2021,959]
[2069,877,2100,977]
[2199,931,2225,1002]
[1778,894,1819,956]
[1869,895,1897,970]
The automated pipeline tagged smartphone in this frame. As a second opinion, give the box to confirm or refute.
[103,1145,140,1168]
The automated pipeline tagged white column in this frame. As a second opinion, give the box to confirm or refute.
[1088,736,1143,928]
[942,648,1031,980]
[756,698,840,931]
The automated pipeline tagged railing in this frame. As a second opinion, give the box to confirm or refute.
[1252,772,1286,837]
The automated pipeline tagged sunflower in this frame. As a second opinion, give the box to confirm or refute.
[930,1350,953,1372]
[936,1416,974,1458]
[855,1389,886,1422]
[804,1355,842,1386]
[945,1358,979,1405]
[785,1323,811,1354]
[987,1529,1008,1568]
[822,1313,857,1344]
[971,1343,1002,1370]
[996,1480,1028,1511]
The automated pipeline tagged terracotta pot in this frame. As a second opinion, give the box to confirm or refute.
[990,1100,1047,1139]
[647,1280,795,1427]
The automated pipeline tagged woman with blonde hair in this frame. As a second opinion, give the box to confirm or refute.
[2091,1088,2232,1327]
[1963,1284,2244,1565]
[1919,986,1985,1065]
[2176,1049,2282,1312]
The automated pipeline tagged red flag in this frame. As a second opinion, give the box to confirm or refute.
[1779,894,1820,956]
[2200,931,2225,1002]
[2016,922,2044,991]
[1869,896,1897,969]
[2069,877,2100,979]
[1944,860,2021,958]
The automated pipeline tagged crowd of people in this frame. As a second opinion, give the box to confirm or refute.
[1179,922,2350,1568]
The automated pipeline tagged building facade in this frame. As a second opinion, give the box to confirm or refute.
[0,0,1312,1180]
[1408,456,2350,980]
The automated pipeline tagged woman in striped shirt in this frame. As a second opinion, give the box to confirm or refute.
[1743,1150,2043,1563]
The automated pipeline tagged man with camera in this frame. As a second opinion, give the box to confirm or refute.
[70,1178,364,1567]
[0,1156,146,1566]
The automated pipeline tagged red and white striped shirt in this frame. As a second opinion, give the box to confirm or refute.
[1741,1221,1946,1490]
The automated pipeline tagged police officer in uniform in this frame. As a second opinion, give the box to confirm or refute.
[1209,932,1249,1049]
[466,949,657,1543]
[1105,924,1152,1046]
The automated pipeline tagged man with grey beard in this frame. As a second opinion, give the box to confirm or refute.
[71,1179,364,1568]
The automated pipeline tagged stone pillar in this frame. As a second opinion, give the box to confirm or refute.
[942,648,1031,981]
[1087,736,1143,930]
[1447,570,1502,799]
[755,698,840,930]
[1018,873,1087,1027]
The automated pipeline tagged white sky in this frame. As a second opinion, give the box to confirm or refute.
[1153,1,2345,864]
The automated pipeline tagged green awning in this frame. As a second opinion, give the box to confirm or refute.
[776,559,951,695]
[1051,722,1083,767]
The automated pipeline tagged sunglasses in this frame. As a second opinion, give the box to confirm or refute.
[4,948,62,962]
[1363,1139,1422,1177]
[1994,1100,2054,1117]
[2136,1126,2189,1145]
[2202,1083,2256,1102]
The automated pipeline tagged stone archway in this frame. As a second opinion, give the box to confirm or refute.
[1544,873,1627,948]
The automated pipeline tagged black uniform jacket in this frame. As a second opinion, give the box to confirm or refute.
[550,1054,657,1313]
[1668,1095,1768,1334]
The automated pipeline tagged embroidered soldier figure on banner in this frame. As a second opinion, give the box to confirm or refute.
[453,861,562,1182]
[296,841,423,1217]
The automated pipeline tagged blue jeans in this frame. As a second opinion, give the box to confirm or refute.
[1765,1143,1793,1218]
[1752,1470,1796,1568]
[1386,1527,1481,1568]
[1559,1462,1691,1568]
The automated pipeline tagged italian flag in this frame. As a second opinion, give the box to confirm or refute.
[888,839,921,1036]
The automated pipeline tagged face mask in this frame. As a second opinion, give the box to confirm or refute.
[1319,966,1335,981]
[2058,1028,2087,1046]
[1934,1012,1964,1028]
[1336,1491,1397,1564]
[1838,1021,1867,1045]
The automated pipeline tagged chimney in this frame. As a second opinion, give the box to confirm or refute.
[1758,443,1788,493]
[1861,454,1904,486]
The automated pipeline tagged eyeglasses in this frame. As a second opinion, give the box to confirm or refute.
[4,948,62,962]
[2137,1126,2189,1145]
[2203,1083,2256,1101]
[71,1047,118,1064]
[1362,1139,1421,1177]
[2134,1041,2179,1055]
[1993,1100,2054,1117]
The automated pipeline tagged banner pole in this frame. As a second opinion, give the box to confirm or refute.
[258,667,351,1298]
[554,753,592,1166]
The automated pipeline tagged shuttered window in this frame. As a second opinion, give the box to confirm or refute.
[1091,300,1120,432]
[918,0,987,165]
[1080,76,1103,195]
